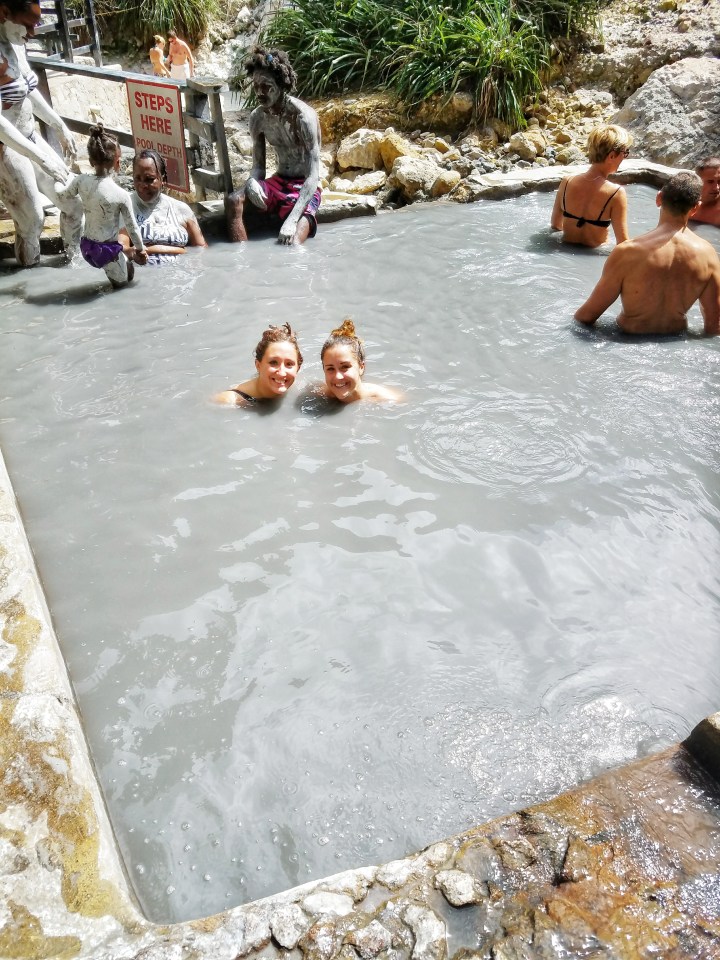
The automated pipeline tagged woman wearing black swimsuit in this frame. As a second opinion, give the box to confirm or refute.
[214,322,303,405]
[551,124,632,248]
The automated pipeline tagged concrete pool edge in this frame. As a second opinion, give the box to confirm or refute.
[2,445,720,957]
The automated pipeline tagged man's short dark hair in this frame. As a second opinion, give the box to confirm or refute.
[660,172,702,215]
[245,47,296,92]
[696,157,720,174]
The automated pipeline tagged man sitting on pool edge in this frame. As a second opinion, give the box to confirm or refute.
[225,48,321,246]
[574,171,720,336]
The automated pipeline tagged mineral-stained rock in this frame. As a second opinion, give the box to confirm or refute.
[555,145,585,164]
[337,128,385,171]
[430,169,462,198]
[612,56,720,166]
[300,920,344,960]
[388,156,443,200]
[435,869,484,906]
[508,133,538,162]
[270,903,311,949]
[331,170,387,195]
[380,130,420,172]
[344,919,393,958]
[403,904,447,960]
[303,892,356,917]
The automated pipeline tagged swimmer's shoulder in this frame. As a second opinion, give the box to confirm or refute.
[362,383,403,403]
[213,381,258,406]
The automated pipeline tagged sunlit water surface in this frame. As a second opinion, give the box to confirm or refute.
[1,186,719,923]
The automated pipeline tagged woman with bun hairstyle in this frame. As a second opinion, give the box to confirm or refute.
[320,319,400,404]
[214,322,302,405]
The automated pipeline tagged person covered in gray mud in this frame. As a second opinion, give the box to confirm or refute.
[575,172,720,336]
[551,124,631,248]
[689,157,720,227]
[318,319,401,404]
[0,0,83,265]
[225,47,321,245]
[214,322,303,405]
[55,124,147,287]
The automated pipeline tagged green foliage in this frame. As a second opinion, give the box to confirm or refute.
[95,0,217,48]
[230,0,600,126]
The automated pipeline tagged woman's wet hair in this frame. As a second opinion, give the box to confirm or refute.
[321,318,365,366]
[133,148,167,184]
[586,124,632,164]
[245,46,297,92]
[87,123,119,168]
[255,322,303,366]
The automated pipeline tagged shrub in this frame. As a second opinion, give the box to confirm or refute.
[229,0,601,126]
[95,0,217,49]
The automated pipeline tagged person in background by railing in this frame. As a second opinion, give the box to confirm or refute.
[167,28,194,80]
[225,47,321,246]
[149,34,170,78]
[0,0,83,265]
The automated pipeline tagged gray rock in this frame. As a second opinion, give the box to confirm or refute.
[613,56,720,166]
[403,905,447,960]
[344,919,393,958]
[270,903,311,949]
[435,869,484,906]
[303,891,355,917]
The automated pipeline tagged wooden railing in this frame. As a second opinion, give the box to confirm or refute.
[33,0,103,66]
[28,57,234,200]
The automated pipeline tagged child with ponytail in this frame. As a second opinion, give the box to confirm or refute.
[56,123,147,287]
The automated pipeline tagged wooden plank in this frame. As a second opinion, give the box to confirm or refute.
[183,113,216,141]
[64,118,135,149]
[191,168,224,191]
[27,55,181,85]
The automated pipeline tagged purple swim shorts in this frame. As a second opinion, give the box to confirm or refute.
[80,237,124,269]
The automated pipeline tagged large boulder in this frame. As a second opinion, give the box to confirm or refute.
[379,129,420,171]
[388,155,444,200]
[336,128,384,171]
[613,56,720,166]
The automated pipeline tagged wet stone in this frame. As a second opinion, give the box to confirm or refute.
[270,903,311,949]
[300,920,345,960]
[435,870,485,907]
[403,905,447,960]
[303,892,356,917]
[377,858,421,890]
[344,919,393,958]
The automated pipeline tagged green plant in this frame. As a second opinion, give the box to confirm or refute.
[95,0,217,48]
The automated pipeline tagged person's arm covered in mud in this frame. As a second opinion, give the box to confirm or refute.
[244,112,268,210]
[278,109,320,245]
[0,111,69,182]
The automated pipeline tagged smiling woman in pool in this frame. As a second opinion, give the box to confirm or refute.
[320,319,400,404]
[214,323,303,405]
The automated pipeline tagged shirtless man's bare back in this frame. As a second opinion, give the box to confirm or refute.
[690,157,720,227]
[225,48,321,246]
[575,172,720,336]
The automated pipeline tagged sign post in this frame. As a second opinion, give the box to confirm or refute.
[126,78,190,193]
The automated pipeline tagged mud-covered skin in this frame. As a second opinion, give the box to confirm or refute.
[0,7,82,264]
[226,70,321,245]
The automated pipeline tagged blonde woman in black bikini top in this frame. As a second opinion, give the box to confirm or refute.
[551,124,632,249]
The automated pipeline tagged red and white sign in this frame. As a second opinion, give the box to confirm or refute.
[126,78,189,193]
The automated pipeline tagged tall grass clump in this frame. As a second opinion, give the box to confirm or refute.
[95,0,217,48]
[237,0,601,126]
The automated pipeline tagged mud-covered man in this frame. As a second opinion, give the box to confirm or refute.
[226,48,321,245]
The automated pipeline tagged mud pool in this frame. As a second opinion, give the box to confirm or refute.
[0,185,719,924]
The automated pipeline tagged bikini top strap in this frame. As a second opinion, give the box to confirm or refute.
[596,186,621,220]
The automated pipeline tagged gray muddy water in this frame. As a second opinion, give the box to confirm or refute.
[1,186,719,923]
